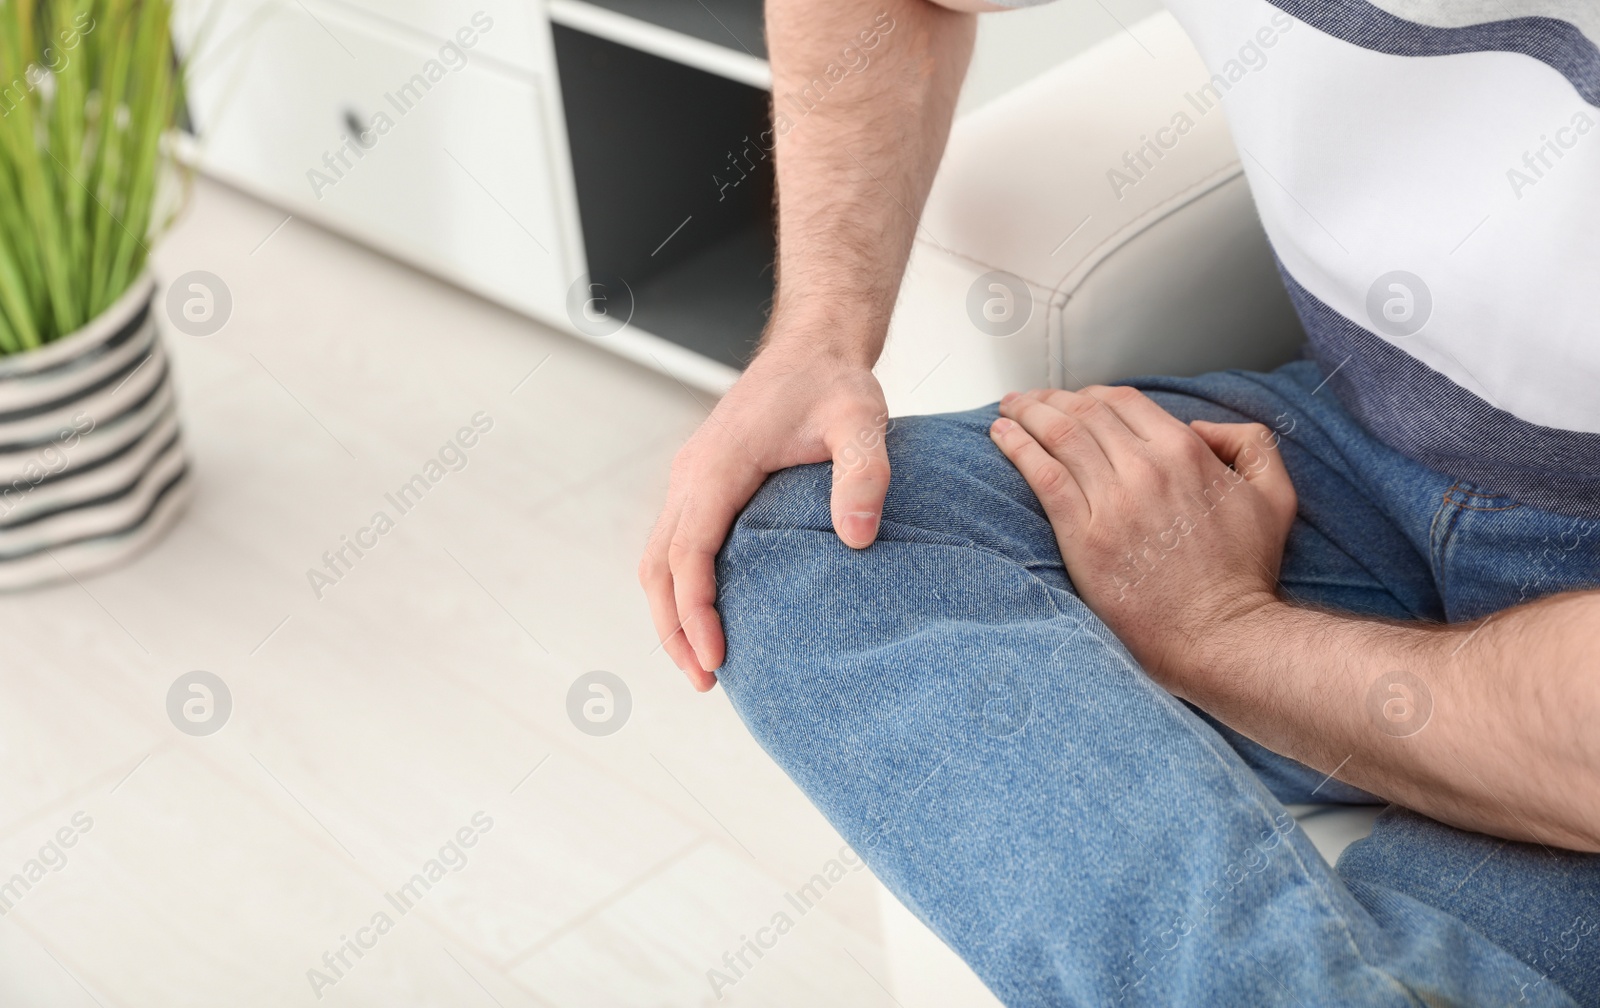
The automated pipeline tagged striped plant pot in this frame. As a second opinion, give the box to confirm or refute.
[0,274,191,590]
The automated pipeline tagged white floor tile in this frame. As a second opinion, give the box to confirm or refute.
[508,841,895,1008]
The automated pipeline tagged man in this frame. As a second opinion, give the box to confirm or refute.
[641,0,1600,1003]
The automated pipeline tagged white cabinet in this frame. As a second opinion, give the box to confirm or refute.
[174,0,782,392]
[318,0,546,75]
[177,0,574,324]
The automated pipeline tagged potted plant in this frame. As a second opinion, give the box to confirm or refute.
[0,0,191,590]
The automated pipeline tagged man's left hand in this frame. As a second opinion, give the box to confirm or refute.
[989,386,1297,692]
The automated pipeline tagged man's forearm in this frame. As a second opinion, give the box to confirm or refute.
[1181,590,1600,852]
[764,0,975,364]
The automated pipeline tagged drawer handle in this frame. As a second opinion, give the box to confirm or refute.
[343,108,377,149]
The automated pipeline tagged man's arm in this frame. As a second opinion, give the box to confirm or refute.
[764,0,979,361]
[1189,590,1600,853]
[987,386,1600,852]
[641,0,980,689]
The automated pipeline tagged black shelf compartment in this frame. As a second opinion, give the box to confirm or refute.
[553,23,776,370]
[550,23,774,369]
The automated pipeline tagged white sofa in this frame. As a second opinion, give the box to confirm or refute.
[877,10,1304,414]
[873,12,1381,1003]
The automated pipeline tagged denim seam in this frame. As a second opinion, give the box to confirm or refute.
[1428,491,1468,603]
[1443,479,1525,511]
[1451,499,1524,512]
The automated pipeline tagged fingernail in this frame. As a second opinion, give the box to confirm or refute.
[842,510,880,546]
[1000,392,1020,406]
[992,417,1015,434]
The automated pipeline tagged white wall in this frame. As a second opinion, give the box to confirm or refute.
[959,0,1164,114]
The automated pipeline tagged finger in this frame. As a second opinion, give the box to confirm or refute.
[989,416,1089,531]
[640,505,712,686]
[1008,389,1149,478]
[1076,385,1189,442]
[825,409,892,549]
[1189,420,1296,516]
[998,392,1116,490]
[1026,387,1154,449]
[669,461,767,676]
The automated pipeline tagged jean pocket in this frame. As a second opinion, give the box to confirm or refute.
[1431,484,1600,620]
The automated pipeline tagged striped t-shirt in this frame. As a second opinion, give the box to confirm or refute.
[1014,0,1600,515]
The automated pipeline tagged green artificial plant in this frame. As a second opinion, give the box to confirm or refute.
[0,0,187,355]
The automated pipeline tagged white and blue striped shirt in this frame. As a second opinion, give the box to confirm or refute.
[1012,0,1600,514]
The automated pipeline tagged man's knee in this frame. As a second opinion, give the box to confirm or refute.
[713,407,1076,768]
[723,407,1059,569]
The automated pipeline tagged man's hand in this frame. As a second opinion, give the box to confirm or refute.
[641,0,977,689]
[640,343,890,691]
[989,386,1296,686]
[993,385,1600,851]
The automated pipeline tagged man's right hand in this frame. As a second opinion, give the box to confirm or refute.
[641,0,978,689]
[639,340,891,691]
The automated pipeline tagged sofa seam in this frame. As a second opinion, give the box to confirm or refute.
[1052,161,1249,302]
[1053,163,1250,383]
[910,160,1247,300]
[906,161,1250,392]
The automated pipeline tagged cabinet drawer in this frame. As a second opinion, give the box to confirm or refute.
[318,0,546,76]
[180,0,569,321]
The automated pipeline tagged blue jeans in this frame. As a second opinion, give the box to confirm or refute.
[715,361,1600,1007]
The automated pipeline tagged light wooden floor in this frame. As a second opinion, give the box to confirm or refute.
[0,178,995,1007]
